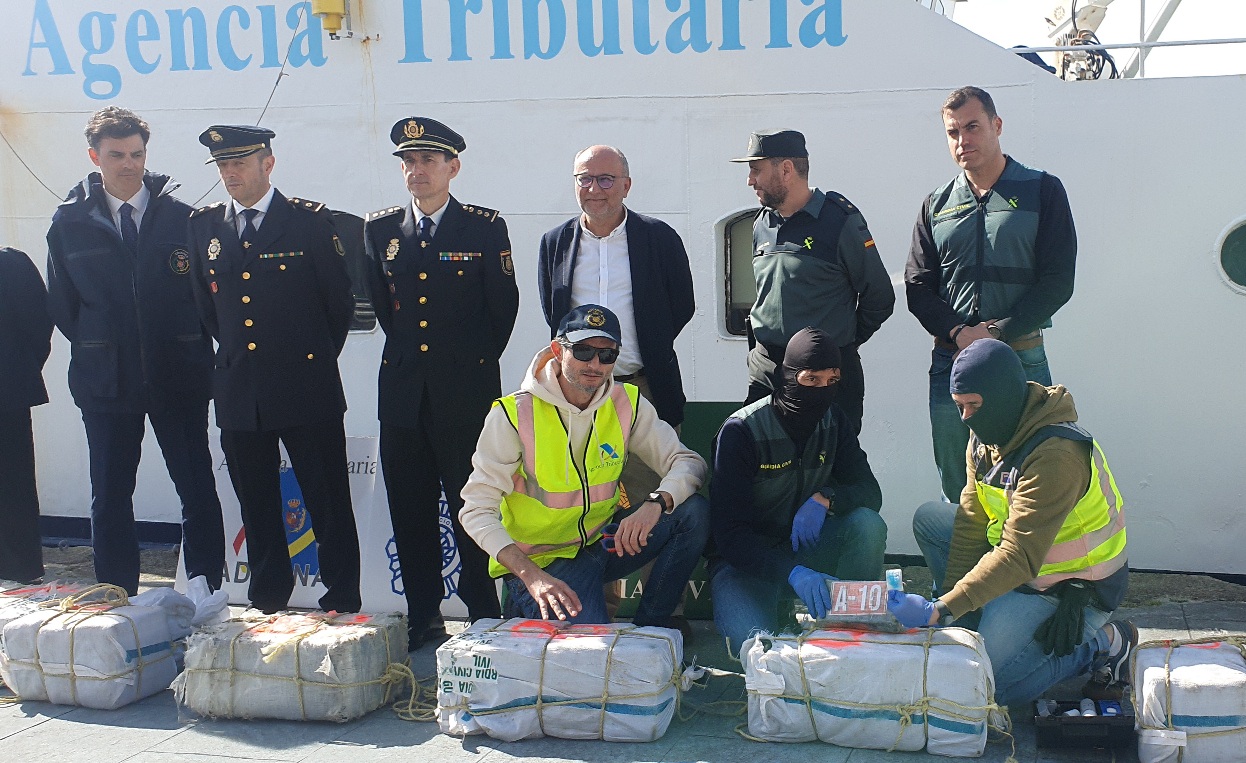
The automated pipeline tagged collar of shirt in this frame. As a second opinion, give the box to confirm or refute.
[104,182,150,233]
[230,185,277,235]
[766,188,825,226]
[412,198,450,235]
[579,208,628,241]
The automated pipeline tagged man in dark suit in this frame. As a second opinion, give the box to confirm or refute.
[364,117,519,648]
[0,247,53,582]
[45,107,224,595]
[538,146,695,436]
[188,125,360,614]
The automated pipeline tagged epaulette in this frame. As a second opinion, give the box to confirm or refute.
[366,206,403,222]
[825,192,859,215]
[287,197,326,212]
[189,201,225,218]
[461,203,501,223]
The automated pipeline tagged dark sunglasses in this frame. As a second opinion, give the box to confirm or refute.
[574,174,618,190]
[562,342,619,364]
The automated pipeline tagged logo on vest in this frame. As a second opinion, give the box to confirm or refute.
[759,459,793,471]
[599,443,621,462]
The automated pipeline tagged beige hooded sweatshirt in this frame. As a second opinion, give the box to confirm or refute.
[459,346,707,564]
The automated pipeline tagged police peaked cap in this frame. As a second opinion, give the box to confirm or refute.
[390,117,466,157]
[199,125,276,163]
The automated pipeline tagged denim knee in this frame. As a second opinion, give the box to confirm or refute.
[673,493,711,546]
[841,507,888,548]
[913,500,956,546]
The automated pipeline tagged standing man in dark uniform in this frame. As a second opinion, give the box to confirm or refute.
[188,125,360,614]
[0,247,54,583]
[45,107,224,595]
[364,117,518,648]
[731,129,894,434]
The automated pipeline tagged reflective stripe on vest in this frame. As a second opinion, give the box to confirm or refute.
[976,432,1127,591]
[491,383,637,576]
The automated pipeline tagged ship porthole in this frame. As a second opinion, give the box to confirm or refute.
[1217,216,1246,294]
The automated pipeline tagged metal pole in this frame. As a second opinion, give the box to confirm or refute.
[1010,37,1246,54]
[1139,0,1146,78]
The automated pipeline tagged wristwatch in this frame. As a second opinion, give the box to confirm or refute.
[818,486,837,514]
[986,323,1003,340]
[933,599,954,626]
[647,491,674,514]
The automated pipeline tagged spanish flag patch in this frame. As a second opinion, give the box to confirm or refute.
[863,238,876,248]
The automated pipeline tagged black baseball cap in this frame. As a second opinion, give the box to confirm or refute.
[557,304,621,345]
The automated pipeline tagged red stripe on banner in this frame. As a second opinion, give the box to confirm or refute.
[232,527,247,555]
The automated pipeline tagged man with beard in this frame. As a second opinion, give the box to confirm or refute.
[731,130,893,433]
[888,339,1134,706]
[708,327,886,656]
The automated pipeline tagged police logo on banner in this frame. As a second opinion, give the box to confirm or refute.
[387,492,461,600]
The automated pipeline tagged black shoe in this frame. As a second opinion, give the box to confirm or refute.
[1091,619,1139,686]
[408,617,450,651]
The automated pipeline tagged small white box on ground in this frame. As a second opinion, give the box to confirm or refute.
[1135,637,1246,763]
[173,611,408,722]
[436,618,683,742]
[742,626,998,757]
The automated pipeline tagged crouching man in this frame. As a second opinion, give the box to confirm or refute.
[709,327,887,656]
[888,339,1135,706]
[460,304,709,627]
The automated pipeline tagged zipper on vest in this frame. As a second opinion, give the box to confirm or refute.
[971,192,989,322]
[564,415,592,550]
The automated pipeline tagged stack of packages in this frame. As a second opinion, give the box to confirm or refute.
[1134,636,1246,762]
[0,585,190,709]
[742,627,999,757]
[173,612,408,722]
[436,618,684,742]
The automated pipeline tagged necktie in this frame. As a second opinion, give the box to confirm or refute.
[240,208,259,249]
[417,215,434,244]
[119,202,138,252]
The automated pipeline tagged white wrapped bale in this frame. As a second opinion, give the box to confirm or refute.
[173,612,408,722]
[0,582,85,634]
[0,595,178,709]
[1135,636,1246,763]
[742,627,999,757]
[436,618,683,742]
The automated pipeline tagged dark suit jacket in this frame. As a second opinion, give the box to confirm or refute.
[188,190,354,432]
[45,172,211,414]
[363,196,518,434]
[538,211,694,425]
[0,248,53,411]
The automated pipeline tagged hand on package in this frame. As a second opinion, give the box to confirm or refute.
[787,565,837,620]
[887,590,938,628]
[790,496,828,553]
[523,569,582,621]
[614,501,661,556]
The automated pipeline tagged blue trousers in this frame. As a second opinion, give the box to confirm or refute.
[81,406,225,594]
[912,500,1111,706]
[929,344,1052,502]
[503,494,710,625]
[709,507,888,657]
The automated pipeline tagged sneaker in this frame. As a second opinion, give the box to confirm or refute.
[1093,619,1139,686]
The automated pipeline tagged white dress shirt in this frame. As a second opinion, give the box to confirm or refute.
[104,183,150,235]
[230,185,276,238]
[413,198,450,236]
[569,211,643,375]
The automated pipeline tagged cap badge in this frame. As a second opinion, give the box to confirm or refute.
[207,238,221,260]
[403,120,424,140]
[209,130,223,143]
[586,308,606,327]
[386,238,400,260]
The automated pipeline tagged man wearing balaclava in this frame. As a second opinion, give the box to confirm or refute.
[888,339,1134,706]
[708,327,886,656]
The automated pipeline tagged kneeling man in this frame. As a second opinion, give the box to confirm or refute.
[460,304,709,626]
[709,327,887,655]
[888,339,1134,706]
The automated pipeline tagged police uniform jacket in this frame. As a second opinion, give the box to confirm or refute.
[0,248,53,411]
[45,172,211,414]
[188,190,354,432]
[363,196,518,429]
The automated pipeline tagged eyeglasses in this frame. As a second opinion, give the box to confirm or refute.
[560,341,619,364]
[574,174,619,190]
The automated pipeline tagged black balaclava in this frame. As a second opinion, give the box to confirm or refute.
[771,327,841,448]
[949,339,1028,447]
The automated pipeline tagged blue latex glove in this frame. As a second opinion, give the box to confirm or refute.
[790,497,827,553]
[887,590,938,628]
[788,565,837,620]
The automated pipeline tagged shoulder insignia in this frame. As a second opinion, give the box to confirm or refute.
[189,201,225,218]
[366,206,403,222]
[825,193,858,214]
[287,196,326,212]
[468,204,500,223]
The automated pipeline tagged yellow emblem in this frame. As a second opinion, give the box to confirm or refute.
[209,130,223,143]
[207,238,221,260]
[386,238,400,260]
[586,308,606,327]
[403,120,424,140]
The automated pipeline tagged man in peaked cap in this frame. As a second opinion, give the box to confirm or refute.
[187,124,361,614]
[731,129,894,435]
[364,117,519,648]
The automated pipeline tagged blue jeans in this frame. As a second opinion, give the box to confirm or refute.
[709,507,888,658]
[912,500,1111,706]
[503,494,710,625]
[928,343,1053,502]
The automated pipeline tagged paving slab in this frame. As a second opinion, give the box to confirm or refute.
[1181,601,1246,626]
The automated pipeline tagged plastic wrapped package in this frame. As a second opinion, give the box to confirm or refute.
[742,627,1000,757]
[1135,636,1246,763]
[436,618,684,742]
[173,612,408,722]
[0,582,85,633]
[0,591,179,709]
